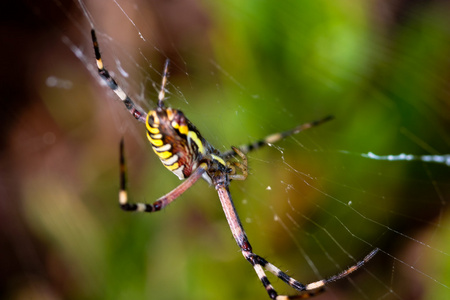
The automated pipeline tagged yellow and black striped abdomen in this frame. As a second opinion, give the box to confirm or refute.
[146,108,206,180]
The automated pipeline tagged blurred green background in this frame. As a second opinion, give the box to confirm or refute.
[1,0,449,299]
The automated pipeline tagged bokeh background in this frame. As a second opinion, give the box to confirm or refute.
[1,0,449,299]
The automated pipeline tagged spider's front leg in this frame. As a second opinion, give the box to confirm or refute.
[91,29,148,123]
[119,139,207,213]
[228,146,248,181]
[222,115,334,159]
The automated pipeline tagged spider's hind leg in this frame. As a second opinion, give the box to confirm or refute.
[244,248,379,300]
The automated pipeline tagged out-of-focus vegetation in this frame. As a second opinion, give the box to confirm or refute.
[1,1,449,300]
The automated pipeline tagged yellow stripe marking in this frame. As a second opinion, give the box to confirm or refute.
[211,154,226,166]
[147,132,163,147]
[166,162,179,171]
[147,125,160,134]
[188,131,205,154]
[179,125,189,135]
[146,112,160,134]
[156,151,172,159]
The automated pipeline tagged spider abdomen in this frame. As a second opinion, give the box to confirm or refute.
[146,107,207,180]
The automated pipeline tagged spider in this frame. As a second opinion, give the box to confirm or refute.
[91,29,378,299]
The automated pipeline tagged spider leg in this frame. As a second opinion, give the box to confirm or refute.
[215,184,377,299]
[259,248,379,298]
[91,29,148,123]
[228,146,248,181]
[223,115,334,159]
[157,59,170,108]
[119,139,207,212]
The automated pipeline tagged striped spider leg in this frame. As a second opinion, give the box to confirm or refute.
[91,29,148,123]
[216,182,379,299]
[92,28,378,299]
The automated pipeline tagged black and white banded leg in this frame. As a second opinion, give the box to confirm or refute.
[91,29,148,123]
[223,115,334,160]
[216,185,379,299]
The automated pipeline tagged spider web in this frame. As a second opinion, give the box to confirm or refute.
[4,0,450,300]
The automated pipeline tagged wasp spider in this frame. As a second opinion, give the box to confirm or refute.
[91,29,378,299]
